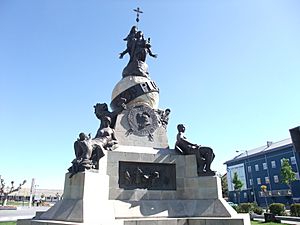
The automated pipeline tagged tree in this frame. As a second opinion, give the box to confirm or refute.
[0,176,26,206]
[280,158,296,202]
[221,173,228,199]
[232,172,243,204]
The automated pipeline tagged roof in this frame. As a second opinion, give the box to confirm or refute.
[9,188,63,197]
[224,138,293,164]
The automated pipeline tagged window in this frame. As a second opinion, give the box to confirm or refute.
[263,162,267,170]
[255,164,259,171]
[248,166,251,172]
[291,156,296,165]
[249,179,253,186]
[265,177,270,184]
[271,161,276,168]
[296,173,300,181]
[257,178,261,184]
[244,192,247,199]
[274,175,279,183]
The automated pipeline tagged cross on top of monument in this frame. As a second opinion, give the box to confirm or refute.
[133,7,143,27]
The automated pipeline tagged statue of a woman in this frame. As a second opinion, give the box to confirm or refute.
[119,26,138,60]
[119,27,157,77]
[68,117,118,177]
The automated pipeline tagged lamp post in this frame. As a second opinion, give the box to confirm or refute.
[261,185,269,210]
[29,178,38,207]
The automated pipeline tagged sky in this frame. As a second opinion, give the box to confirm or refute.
[1,0,300,190]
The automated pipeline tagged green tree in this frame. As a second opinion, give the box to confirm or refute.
[280,158,296,202]
[232,172,243,204]
[221,173,228,199]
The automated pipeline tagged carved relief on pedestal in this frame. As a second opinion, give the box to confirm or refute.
[126,103,160,141]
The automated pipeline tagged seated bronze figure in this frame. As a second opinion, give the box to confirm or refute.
[175,124,215,176]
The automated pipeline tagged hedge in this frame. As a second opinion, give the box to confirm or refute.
[234,203,263,215]
[290,204,300,217]
[269,203,286,216]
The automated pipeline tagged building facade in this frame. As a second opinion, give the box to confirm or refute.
[224,127,300,207]
[5,188,63,203]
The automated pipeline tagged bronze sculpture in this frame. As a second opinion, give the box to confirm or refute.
[68,116,118,177]
[119,26,138,60]
[175,124,215,176]
[123,167,160,189]
[94,100,126,130]
[157,108,171,128]
[120,27,157,77]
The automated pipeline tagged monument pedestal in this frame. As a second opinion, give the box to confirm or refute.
[31,172,114,224]
[18,146,250,225]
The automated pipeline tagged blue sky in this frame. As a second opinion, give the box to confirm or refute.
[1,0,300,189]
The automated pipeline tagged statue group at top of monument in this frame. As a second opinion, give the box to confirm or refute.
[119,26,157,78]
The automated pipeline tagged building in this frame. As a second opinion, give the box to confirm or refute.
[224,126,300,207]
[5,188,63,203]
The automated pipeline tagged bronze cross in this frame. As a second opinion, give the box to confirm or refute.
[133,7,143,24]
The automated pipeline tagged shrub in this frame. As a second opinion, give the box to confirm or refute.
[269,203,286,216]
[237,203,253,213]
[290,204,300,217]
[252,205,263,215]
[234,202,263,214]
[250,202,263,215]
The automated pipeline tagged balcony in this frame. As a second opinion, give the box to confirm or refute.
[259,189,292,197]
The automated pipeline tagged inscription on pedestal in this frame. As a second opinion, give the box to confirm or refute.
[119,161,176,190]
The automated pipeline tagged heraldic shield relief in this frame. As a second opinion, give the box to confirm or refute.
[127,103,159,141]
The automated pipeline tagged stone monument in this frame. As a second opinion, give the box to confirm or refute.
[17,7,250,225]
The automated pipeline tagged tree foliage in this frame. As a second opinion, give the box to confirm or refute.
[280,158,296,189]
[232,172,243,191]
[220,173,228,198]
[232,172,243,204]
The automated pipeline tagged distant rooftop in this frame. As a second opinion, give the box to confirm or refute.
[9,188,63,197]
[224,138,293,164]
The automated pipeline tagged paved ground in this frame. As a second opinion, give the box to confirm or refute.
[1,208,299,224]
[0,206,50,222]
[253,218,300,224]
[277,220,300,225]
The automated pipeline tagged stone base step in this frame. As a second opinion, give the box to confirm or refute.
[123,216,251,225]
[18,214,250,225]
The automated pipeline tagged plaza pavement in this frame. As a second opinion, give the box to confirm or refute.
[0,206,49,222]
[1,207,299,224]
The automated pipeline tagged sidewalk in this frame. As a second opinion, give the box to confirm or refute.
[253,217,300,225]
[0,206,49,222]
